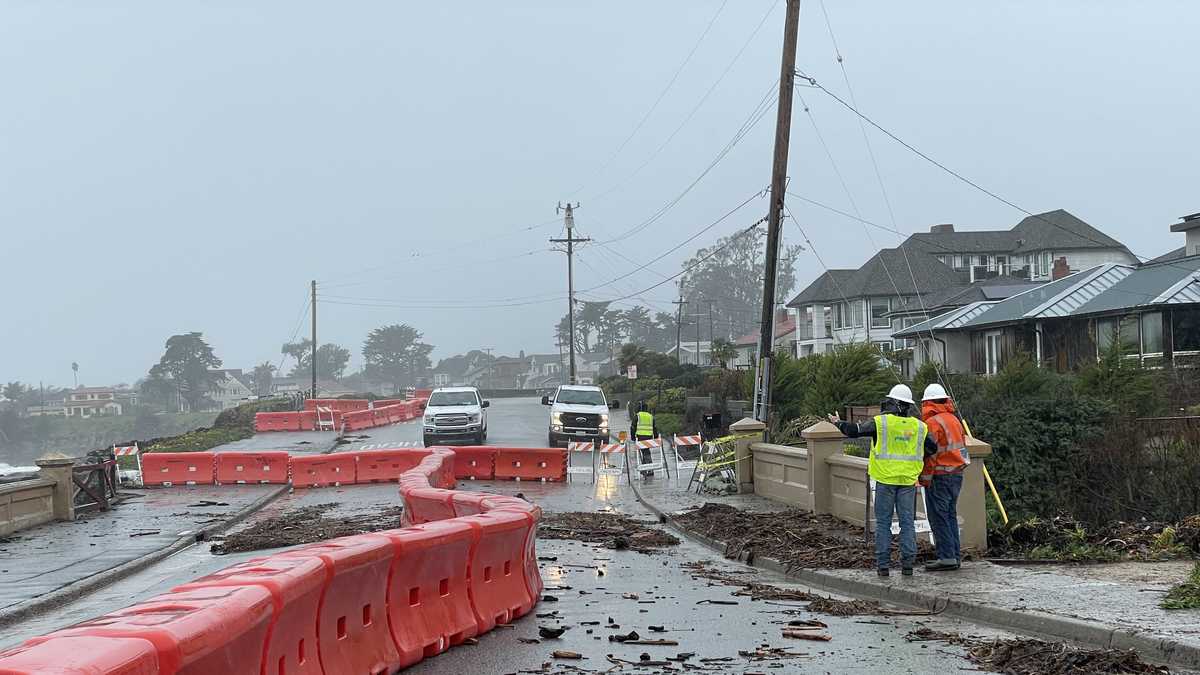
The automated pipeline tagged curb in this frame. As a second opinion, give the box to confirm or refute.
[0,484,287,631]
[629,481,1200,670]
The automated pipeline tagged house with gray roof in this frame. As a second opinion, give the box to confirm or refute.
[895,225,1200,375]
[787,208,1135,376]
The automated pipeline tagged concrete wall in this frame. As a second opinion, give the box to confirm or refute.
[738,420,993,552]
[750,443,811,509]
[0,479,56,537]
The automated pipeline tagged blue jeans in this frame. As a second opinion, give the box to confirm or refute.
[874,483,917,569]
[926,474,963,563]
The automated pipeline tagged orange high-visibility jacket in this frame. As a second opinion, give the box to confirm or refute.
[920,399,970,484]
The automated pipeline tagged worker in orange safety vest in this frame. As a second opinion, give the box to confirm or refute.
[919,383,970,571]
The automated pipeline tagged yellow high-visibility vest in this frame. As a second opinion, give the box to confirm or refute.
[636,411,654,437]
[869,414,927,486]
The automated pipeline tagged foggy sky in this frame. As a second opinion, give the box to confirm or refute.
[3,1,1198,387]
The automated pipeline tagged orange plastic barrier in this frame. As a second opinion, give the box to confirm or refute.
[450,492,489,517]
[215,452,289,485]
[140,452,215,486]
[173,555,326,675]
[371,398,405,409]
[401,487,455,525]
[449,445,495,480]
[372,408,391,427]
[355,449,429,483]
[254,411,302,432]
[411,388,433,400]
[40,585,272,675]
[291,454,355,488]
[418,450,456,489]
[279,535,399,675]
[493,447,567,482]
[463,510,536,631]
[305,399,370,413]
[0,635,160,675]
[342,409,375,432]
[380,520,479,665]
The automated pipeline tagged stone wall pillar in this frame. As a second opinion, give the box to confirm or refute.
[729,417,765,494]
[35,453,76,522]
[960,437,993,553]
[802,421,843,515]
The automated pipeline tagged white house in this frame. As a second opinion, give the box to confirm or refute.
[208,370,255,410]
[64,387,123,418]
[666,341,713,367]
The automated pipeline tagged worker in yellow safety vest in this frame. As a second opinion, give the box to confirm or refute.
[827,384,938,577]
[631,402,657,476]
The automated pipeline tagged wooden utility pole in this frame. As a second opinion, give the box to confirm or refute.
[310,280,318,398]
[551,203,590,384]
[754,0,801,423]
[672,295,688,364]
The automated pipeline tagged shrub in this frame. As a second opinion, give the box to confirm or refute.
[1162,562,1200,610]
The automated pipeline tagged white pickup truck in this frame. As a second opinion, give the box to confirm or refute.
[543,384,611,447]
[422,386,489,446]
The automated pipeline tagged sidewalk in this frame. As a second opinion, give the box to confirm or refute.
[0,484,282,628]
[631,474,1200,669]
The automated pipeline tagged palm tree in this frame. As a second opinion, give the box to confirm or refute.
[710,338,738,369]
[71,362,79,388]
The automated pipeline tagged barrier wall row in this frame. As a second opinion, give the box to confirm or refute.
[0,447,543,675]
[139,446,568,487]
[255,401,425,433]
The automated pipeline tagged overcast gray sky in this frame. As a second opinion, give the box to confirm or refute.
[3,1,1197,387]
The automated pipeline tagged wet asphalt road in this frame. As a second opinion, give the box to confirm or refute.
[3,397,1024,672]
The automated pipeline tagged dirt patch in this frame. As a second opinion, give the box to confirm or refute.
[210,503,404,555]
[538,512,679,553]
[906,628,1169,674]
[675,502,934,570]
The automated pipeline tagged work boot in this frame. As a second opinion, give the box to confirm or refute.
[877,568,890,577]
[924,561,960,572]
[901,566,914,576]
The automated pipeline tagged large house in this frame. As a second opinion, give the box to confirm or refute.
[733,315,797,368]
[787,209,1135,372]
[208,369,255,410]
[64,387,123,418]
[894,217,1200,375]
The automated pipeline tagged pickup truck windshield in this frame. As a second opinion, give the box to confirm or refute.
[427,391,479,406]
[555,389,606,406]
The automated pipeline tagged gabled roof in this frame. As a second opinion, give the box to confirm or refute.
[786,269,854,307]
[890,276,1042,316]
[905,231,1018,255]
[956,264,1134,328]
[1147,247,1187,265]
[734,318,797,346]
[1071,255,1200,314]
[840,249,961,299]
[1010,209,1128,254]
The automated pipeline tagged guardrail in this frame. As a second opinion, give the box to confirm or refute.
[0,446,544,674]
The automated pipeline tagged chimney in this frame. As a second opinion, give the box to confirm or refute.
[1051,257,1070,280]
[1170,212,1200,258]
[929,223,955,234]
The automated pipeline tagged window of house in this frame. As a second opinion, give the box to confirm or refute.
[996,255,1008,275]
[850,299,864,328]
[834,303,845,329]
[977,255,988,268]
[1141,312,1163,355]
[1096,317,1117,353]
[873,340,893,353]
[1172,308,1200,352]
[870,297,890,328]
[985,331,1003,375]
[936,255,948,265]
[951,255,963,269]
[823,305,833,333]
[1119,314,1140,357]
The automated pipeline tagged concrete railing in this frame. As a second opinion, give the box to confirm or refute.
[736,419,993,552]
[0,454,77,537]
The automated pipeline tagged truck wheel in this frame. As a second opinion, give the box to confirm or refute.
[473,432,484,445]
[548,433,558,448]
[422,435,432,447]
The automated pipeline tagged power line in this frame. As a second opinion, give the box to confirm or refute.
[587,0,782,204]
[600,80,779,244]
[568,0,730,197]
[581,188,768,293]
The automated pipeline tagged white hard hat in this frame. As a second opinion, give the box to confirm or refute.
[886,384,915,405]
[922,383,949,401]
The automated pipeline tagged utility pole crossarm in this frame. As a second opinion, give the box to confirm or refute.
[551,203,590,385]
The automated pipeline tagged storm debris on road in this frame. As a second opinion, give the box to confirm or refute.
[675,503,932,570]
[905,628,1170,674]
[683,562,888,616]
[209,503,403,554]
[539,512,679,553]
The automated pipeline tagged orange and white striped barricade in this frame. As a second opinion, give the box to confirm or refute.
[632,436,670,479]
[566,441,596,483]
[595,442,626,479]
[113,443,142,485]
[672,434,703,473]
